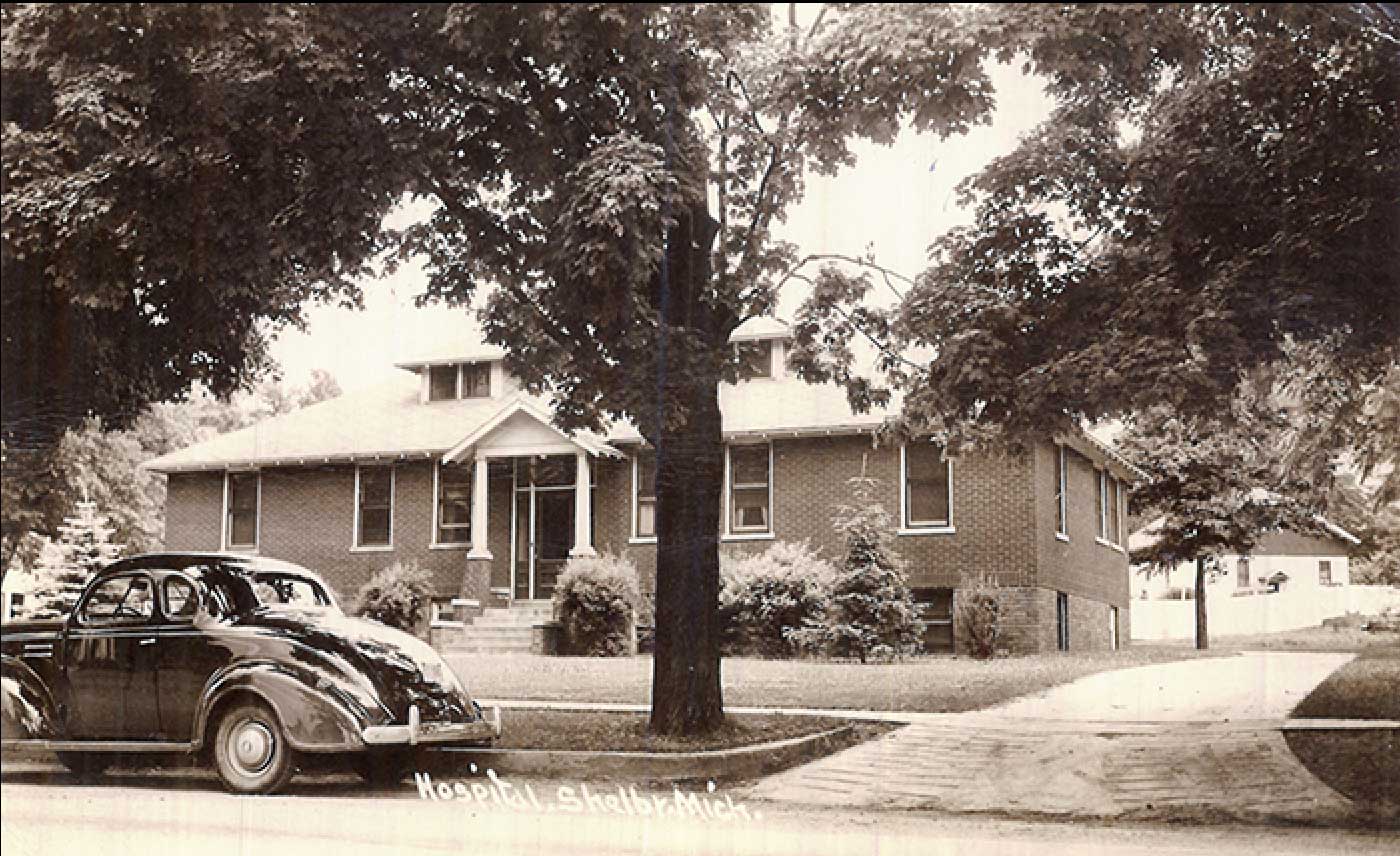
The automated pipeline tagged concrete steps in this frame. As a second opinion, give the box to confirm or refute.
[440,602,554,654]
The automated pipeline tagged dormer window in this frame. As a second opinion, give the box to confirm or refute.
[428,362,493,401]
[735,340,773,380]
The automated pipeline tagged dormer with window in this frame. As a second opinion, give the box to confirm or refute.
[396,345,512,404]
[728,317,790,383]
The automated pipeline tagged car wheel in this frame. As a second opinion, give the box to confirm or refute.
[56,751,110,777]
[212,701,297,794]
[353,750,412,787]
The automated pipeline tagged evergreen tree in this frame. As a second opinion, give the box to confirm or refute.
[29,499,123,618]
[794,475,920,662]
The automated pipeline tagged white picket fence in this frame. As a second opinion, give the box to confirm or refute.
[1130,584,1400,641]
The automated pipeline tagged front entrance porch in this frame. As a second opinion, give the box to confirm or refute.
[440,397,619,609]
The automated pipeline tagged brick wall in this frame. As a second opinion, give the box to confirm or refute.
[165,471,223,550]
[597,435,1039,596]
[1033,441,1131,623]
[165,463,503,606]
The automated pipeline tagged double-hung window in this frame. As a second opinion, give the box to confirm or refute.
[1054,445,1069,539]
[225,472,260,550]
[902,442,952,530]
[355,465,394,549]
[735,341,774,380]
[1097,470,1123,546]
[1236,556,1252,589]
[727,444,772,535]
[1318,560,1333,586]
[434,463,472,545]
[634,450,657,540]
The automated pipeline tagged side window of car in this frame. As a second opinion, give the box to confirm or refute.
[80,575,155,626]
[162,577,199,622]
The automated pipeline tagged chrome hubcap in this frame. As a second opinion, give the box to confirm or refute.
[229,720,274,775]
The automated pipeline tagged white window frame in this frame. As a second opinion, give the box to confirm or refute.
[427,364,459,402]
[1318,559,1333,586]
[222,470,260,552]
[1236,556,1252,589]
[899,443,955,535]
[460,362,491,398]
[352,464,395,551]
[631,449,658,544]
[723,442,775,541]
[1054,445,1069,541]
[1095,470,1124,551]
[734,340,774,381]
[430,461,473,549]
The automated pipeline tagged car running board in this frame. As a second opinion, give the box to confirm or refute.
[1,739,195,753]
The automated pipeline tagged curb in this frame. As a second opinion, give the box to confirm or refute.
[438,724,857,782]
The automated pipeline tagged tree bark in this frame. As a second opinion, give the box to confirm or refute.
[1194,556,1209,651]
[649,378,726,735]
[647,197,728,736]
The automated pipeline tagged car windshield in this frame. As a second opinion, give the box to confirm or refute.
[250,573,333,610]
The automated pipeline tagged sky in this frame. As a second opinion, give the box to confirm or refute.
[268,62,1055,393]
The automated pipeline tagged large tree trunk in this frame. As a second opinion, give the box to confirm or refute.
[646,196,727,736]
[1194,556,1209,650]
[649,379,726,735]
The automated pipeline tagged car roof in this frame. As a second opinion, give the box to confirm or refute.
[98,552,322,581]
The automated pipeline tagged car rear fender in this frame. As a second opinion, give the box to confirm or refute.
[194,661,373,753]
[1,655,61,741]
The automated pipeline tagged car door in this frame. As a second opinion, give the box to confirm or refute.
[149,572,228,740]
[64,573,161,739]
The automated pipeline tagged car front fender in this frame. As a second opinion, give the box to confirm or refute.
[1,655,61,741]
[194,661,378,753]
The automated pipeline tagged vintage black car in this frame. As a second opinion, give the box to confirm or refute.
[0,553,500,794]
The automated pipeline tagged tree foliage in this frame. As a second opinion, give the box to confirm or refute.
[2,4,402,449]
[28,499,123,618]
[796,4,1400,449]
[790,476,921,662]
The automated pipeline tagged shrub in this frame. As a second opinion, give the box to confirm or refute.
[553,553,642,656]
[353,560,436,634]
[720,542,834,657]
[956,570,1003,659]
[790,475,922,662]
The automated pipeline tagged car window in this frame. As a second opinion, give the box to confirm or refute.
[252,574,331,608]
[81,575,155,625]
[162,576,199,622]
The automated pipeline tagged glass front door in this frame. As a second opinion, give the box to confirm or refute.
[513,457,578,601]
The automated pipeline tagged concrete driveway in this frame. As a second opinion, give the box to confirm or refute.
[749,652,1362,825]
[987,651,1355,723]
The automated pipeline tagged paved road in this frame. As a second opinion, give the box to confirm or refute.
[749,652,1364,824]
[1,768,1395,856]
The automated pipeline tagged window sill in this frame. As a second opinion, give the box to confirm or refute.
[224,545,259,554]
[430,620,466,629]
[1094,537,1124,553]
[430,542,472,551]
[722,532,775,542]
[1055,532,1070,543]
[628,537,658,545]
[898,526,956,537]
[350,545,394,553]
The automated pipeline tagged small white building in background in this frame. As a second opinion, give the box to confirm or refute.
[1128,519,1376,640]
[0,565,39,621]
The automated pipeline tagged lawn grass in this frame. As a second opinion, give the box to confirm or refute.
[1183,625,1400,654]
[491,710,880,753]
[1284,642,1400,818]
[449,645,1218,714]
[1291,642,1400,720]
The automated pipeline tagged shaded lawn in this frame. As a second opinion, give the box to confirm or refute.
[1157,626,1400,654]
[491,710,884,753]
[1291,642,1400,720]
[449,646,1218,714]
[1285,643,1400,818]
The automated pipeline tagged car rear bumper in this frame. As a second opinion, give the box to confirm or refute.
[361,703,501,747]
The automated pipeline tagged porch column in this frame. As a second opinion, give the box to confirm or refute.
[570,450,596,558]
[468,452,492,559]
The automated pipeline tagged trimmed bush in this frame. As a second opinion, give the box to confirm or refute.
[790,475,922,662]
[720,541,834,657]
[553,553,642,656]
[956,570,1003,659]
[353,560,435,634]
